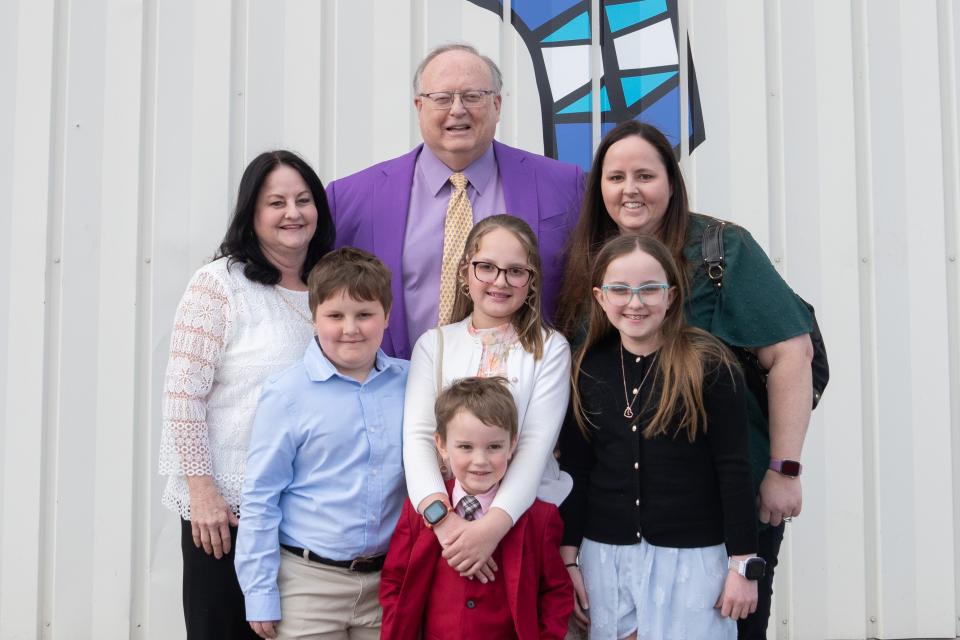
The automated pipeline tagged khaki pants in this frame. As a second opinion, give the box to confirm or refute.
[276,548,382,640]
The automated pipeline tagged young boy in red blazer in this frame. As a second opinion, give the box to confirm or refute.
[380,376,573,639]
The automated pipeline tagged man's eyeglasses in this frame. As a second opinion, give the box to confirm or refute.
[418,90,497,110]
[471,261,534,288]
[599,283,670,307]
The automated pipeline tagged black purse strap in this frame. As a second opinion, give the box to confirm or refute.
[700,217,829,410]
[701,220,726,288]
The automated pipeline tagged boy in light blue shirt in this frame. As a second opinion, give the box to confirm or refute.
[235,247,409,639]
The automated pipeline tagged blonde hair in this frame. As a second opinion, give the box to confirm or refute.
[572,234,737,442]
[448,214,548,359]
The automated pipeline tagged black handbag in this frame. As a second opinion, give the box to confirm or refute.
[701,219,829,412]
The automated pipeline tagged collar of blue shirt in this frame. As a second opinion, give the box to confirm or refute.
[303,337,399,384]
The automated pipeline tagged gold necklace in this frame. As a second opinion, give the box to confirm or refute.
[275,287,312,324]
[619,344,657,419]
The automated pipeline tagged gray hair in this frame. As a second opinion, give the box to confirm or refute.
[412,43,503,95]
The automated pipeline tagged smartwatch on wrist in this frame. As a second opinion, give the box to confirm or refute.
[769,458,802,477]
[422,499,451,529]
[729,556,766,581]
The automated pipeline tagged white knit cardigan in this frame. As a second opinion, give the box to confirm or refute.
[403,317,573,522]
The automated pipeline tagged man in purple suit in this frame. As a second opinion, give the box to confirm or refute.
[326,43,585,359]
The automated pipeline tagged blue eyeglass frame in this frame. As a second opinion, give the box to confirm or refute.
[600,283,670,305]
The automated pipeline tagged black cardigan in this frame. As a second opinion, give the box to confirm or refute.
[558,333,757,556]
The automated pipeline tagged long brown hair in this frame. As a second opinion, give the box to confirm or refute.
[556,122,692,339]
[571,234,736,442]
[448,215,547,359]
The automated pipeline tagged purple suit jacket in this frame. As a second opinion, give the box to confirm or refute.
[326,140,585,359]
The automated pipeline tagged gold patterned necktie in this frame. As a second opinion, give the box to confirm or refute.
[437,172,473,325]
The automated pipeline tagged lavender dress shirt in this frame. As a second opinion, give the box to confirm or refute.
[402,145,506,347]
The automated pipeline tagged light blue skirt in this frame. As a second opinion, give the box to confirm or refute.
[579,538,735,640]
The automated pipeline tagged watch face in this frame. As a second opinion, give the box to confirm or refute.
[780,460,802,477]
[424,500,448,525]
[745,557,766,581]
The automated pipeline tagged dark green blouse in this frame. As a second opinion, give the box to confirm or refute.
[683,213,813,489]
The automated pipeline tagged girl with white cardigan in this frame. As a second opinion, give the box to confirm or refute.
[403,214,572,581]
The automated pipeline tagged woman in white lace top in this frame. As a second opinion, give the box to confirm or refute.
[158,150,334,639]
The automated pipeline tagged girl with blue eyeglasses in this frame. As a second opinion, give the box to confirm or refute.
[558,234,759,640]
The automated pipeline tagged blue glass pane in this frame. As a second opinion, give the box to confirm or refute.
[556,86,611,115]
[512,0,583,31]
[557,93,590,114]
[621,71,677,107]
[606,0,667,33]
[555,122,594,171]
[542,11,590,42]
[638,85,680,146]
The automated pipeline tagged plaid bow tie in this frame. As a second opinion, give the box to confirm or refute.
[459,495,482,521]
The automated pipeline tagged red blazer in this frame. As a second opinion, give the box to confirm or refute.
[380,483,573,640]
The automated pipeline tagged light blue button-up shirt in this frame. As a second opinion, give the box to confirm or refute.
[235,338,409,621]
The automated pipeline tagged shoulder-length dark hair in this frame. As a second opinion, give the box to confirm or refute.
[571,234,737,442]
[214,150,335,285]
[555,121,691,338]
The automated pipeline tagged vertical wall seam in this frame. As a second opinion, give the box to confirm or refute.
[322,0,338,179]
[677,0,689,162]
[228,0,248,197]
[937,0,960,635]
[683,0,696,204]
[408,0,422,152]
[40,0,69,635]
[130,0,159,635]
[850,0,881,636]
[590,0,600,154]
[761,3,792,637]
[762,0,786,266]
[500,0,513,146]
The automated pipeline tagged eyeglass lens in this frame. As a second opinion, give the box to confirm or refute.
[603,285,666,306]
[473,262,531,287]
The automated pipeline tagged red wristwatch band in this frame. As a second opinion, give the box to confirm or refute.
[769,458,802,477]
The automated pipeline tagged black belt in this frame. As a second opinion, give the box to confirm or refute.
[280,544,385,573]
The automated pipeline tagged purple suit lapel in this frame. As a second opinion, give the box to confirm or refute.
[371,146,421,358]
[495,140,539,235]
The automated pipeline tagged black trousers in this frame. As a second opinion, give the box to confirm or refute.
[737,523,785,640]
[180,518,260,640]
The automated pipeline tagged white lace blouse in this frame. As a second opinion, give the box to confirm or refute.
[159,257,314,519]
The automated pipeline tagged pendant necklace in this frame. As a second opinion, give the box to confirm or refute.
[275,287,312,325]
[619,343,657,419]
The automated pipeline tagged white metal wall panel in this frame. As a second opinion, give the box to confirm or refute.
[946,0,960,635]
[2,1,959,638]
[773,2,867,639]
[864,2,955,637]
[1,1,57,638]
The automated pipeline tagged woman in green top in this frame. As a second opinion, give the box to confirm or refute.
[556,121,814,640]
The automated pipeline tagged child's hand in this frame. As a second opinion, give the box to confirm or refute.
[440,509,512,582]
[568,566,590,629]
[433,513,497,580]
[714,570,758,620]
[249,620,279,639]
